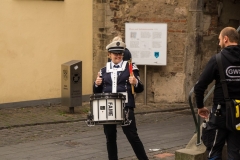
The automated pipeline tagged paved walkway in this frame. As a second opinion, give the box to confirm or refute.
[0,102,196,160]
[0,102,189,129]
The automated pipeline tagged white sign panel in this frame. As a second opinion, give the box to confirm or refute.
[125,23,167,65]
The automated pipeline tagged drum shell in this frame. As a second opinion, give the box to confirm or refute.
[90,93,125,124]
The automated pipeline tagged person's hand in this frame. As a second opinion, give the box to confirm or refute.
[129,75,137,85]
[95,72,102,86]
[198,107,210,119]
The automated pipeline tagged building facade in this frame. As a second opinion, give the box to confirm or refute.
[1,0,240,108]
[0,0,93,107]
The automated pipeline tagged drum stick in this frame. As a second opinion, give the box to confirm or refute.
[128,59,135,94]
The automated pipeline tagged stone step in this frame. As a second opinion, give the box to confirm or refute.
[175,133,227,160]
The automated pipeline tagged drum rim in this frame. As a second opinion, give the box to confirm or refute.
[90,93,126,100]
[94,120,123,124]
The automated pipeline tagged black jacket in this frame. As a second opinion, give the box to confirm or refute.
[194,45,240,109]
[93,62,143,108]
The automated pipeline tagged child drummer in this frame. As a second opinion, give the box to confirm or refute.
[93,40,149,160]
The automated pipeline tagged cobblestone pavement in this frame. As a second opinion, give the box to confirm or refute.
[0,103,196,160]
[0,110,190,147]
[0,102,189,130]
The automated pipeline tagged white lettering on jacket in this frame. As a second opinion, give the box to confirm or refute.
[226,66,240,78]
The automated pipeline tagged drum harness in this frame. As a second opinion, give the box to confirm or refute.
[86,112,95,127]
[107,61,132,126]
[122,108,132,126]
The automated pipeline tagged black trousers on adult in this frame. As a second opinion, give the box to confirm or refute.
[103,108,148,160]
[202,106,240,160]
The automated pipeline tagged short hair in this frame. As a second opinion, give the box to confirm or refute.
[220,27,239,43]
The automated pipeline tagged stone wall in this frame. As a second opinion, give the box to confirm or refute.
[93,0,189,103]
[93,0,240,104]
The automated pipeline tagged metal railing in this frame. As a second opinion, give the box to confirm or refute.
[188,85,215,145]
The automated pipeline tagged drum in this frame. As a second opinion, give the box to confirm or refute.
[88,93,126,125]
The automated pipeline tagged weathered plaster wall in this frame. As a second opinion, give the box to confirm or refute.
[0,0,93,104]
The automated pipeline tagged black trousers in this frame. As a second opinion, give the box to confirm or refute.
[202,110,240,160]
[103,108,148,160]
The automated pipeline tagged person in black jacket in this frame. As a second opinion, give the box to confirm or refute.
[94,40,148,160]
[194,27,240,160]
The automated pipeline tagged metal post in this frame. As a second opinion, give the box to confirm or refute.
[196,115,201,145]
[144,65,147,105]
[69,107,74,113]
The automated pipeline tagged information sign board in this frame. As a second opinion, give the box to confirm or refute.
[125,23,167,65]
